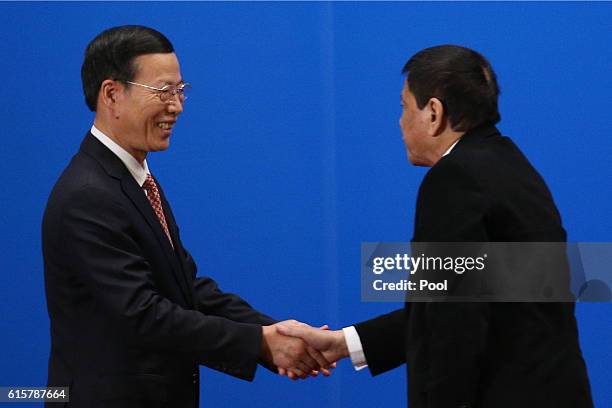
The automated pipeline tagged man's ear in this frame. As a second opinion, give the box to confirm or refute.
[98,79,122,113]
[427,97,445,136]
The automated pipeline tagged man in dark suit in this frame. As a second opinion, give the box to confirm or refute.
[42,25,330,408]
[278,45,593,407]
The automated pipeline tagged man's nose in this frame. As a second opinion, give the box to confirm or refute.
[166,98,183,115]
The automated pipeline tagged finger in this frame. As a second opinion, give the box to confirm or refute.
[320,360,337,377]
[277,322,312,338]
[276,323,299,337]
[306,345,330,369]
[287,370,298,381]
[320,367,332,376]
[295,358,314,374]
[319,325,329,330]
[279,320,309,330]
[309,370,319,378]
[300,349,321,372]
[278,367,287,376]
[290,366,309,380]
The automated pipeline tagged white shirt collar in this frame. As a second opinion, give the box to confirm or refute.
[442,139,461,157]
[90,125,150,187]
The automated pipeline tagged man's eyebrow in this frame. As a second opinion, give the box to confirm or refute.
[158,79,185,87]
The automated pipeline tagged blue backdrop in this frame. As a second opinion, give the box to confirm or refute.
[0,2,610,407]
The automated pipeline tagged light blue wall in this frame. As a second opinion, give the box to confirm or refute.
[0,2,610,407]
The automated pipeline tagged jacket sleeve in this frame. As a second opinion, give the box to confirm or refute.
[191,275,278,373]
[61,185,263,381]
[353,308,406,375]
[193,276,276,326]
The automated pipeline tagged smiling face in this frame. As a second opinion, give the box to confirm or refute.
[112,52,184,162]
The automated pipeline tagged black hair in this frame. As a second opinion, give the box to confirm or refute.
[81,25,174,111]
[402,45,501,131]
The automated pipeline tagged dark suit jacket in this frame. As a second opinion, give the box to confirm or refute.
[42,133,276,408]
[354,125,593,408]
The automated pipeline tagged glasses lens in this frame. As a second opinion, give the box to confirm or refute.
[179,84,191,102]
[157,84,191,103]
[156,86,171,102]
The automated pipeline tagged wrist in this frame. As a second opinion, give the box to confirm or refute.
[260,325,274,363]
[333,330,349,359]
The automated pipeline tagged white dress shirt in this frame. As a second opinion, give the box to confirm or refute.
[442,138,460,157]
[344,137,461,370]
[90,125,150,187]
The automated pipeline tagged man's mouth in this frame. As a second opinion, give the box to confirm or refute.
[157,122,175,130]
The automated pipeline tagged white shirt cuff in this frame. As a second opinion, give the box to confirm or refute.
[342,326,368,371]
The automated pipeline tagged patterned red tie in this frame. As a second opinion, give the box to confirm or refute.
[143,174,173,247]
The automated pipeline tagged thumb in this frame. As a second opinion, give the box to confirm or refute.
[276,323,299,337]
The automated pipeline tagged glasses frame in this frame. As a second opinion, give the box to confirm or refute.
[122,80,191,103]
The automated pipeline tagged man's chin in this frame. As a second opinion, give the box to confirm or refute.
[149,140,171,153]
[407,152,419,166]
[407,153,430,167]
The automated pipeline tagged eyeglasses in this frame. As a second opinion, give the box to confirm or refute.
[122,80,191,103]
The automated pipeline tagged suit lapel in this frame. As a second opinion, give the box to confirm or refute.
[80,133,194,306]
[153,178,196,306]
[120,176,194,306]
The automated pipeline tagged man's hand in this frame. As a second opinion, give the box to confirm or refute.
[276,324,336,380]
[276,321,349,366]
[260,321,332,380]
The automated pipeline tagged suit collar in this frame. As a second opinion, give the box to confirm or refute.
[90,126,150,186]
[79,132,129,180]
[454,124,501,151]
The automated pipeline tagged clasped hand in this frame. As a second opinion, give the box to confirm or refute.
[260,320,349,381]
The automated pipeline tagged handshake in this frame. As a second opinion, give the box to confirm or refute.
[260,320,350,380]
